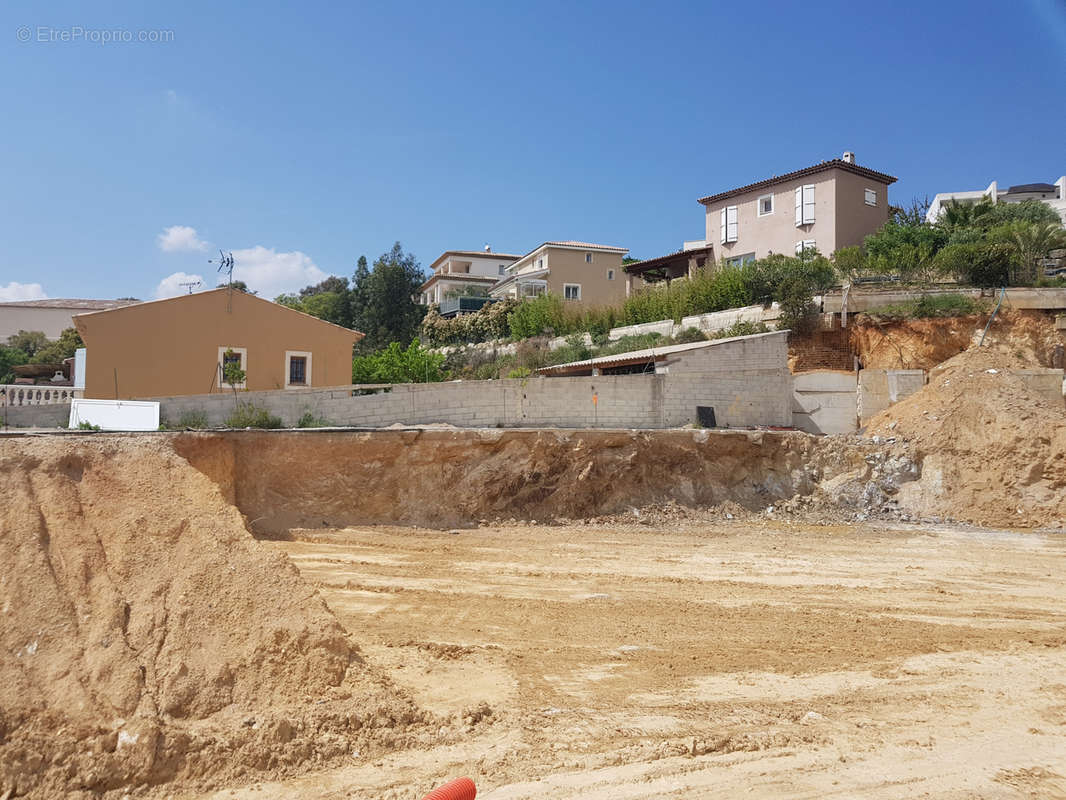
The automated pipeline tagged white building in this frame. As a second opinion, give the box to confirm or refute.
[927,175,1066,225]
[418,248,522,306]
[0,298,138,341]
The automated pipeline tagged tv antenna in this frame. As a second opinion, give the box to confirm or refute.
[178,279,201,295]
[209,250,235,285]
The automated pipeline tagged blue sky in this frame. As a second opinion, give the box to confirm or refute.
[2,0,1065,302]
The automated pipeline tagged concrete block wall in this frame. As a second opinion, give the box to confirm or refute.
[792,371,858,435]
[857,369,927,424]
[2,402,71,429]
[662,332,793,427]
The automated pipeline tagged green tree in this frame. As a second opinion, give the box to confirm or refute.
[351,340,444,383]
[32,328,84,364]
[300,290,350,327]
[357,243,426,351]
[0,345,29,384]
[218,280,255,294]
[937,198,994,232]
[299,275,349,298]
[6,330,48,358]
[1008,222,1066,284]
[864,221,948,282]
[349,255,371,333]
[983,198,1061,228]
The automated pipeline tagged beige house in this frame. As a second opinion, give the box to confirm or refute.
[699,152,896,264]
[0,298,137,341]
[419,248,522,305]
[489,241,630,306]
[74,288,360,399]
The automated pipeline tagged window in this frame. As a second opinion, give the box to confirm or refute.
[607,269,615,280]
[795,184,815,226]
[563,283,581,301]
[719,205,738,243]
[726,252,757,266]
[217,346,247,390]
[284,351,313,389]
[758,193,774,216]
[864,188,877,206]
[795,239,817,254]
[499,264,507,275]
[536,258,544,268]
[585,252,593,263]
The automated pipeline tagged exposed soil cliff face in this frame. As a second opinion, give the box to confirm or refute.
[850,310,1066,371]
[174,429,879,532]
[0,437,428,799]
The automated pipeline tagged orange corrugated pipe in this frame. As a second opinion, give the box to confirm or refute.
[421,776,476,800]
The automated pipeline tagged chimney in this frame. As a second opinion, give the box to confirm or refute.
[842,151,856,164]
[484,244,491,253]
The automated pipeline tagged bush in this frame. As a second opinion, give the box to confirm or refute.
[506,366,532,379]
[296,410,331,428]
[671,327,707,344]
[508,293,572,339]
[352,340,446,383]
[864,221,948,282]
[225,403,283,429]
[161,409,209,430]
[420,298,518,346]
[710,320,770,340]
[864,293,982,320]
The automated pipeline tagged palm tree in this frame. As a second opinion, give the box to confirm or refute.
[938,198,994,231]
[1010,222,1066,284]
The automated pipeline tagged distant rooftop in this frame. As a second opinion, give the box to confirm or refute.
[1006,183,1057,194]
[0,298,138,310]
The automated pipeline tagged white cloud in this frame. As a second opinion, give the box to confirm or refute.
[153,272,205,300]
[157,225,208,253]
[0,282,48,302]
[227,246,328,298]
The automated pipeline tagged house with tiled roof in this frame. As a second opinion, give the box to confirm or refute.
[625,151,897,285]
[0,298,139,340]
[489,241,631,305]
[418,247,523,306]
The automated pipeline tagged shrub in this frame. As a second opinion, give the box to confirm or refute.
[506,366,532,379]
[863,221,948,282]
[352,340,446,384]
[671,327,707,344]
[710,320,769,339]
[296,410,331,428]
[507,293,573,339]
[545,334,592,366]
[225,403,283,429]
[161,409,209,430]
[864,293,981,320]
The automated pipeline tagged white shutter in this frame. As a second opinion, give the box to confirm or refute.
[795,241,803,254]
[802,184,816,224]
[726,206,738,242]
[795,187,803,226]
[720,208,727,244]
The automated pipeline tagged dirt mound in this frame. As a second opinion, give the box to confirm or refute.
[867,348,1066,527]
[851,310,1066,371]
[0,437,429,798]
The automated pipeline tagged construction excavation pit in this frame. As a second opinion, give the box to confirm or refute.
[3,346,1066,799]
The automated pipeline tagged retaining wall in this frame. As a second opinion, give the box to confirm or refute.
[857,369,927,424]
[791,371,857,435]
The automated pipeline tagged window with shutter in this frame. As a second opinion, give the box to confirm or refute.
[720,208,727,244]
[796,185,815,225]
[864,188,877,206]
[795,239,817,254]
[726,206,738,242]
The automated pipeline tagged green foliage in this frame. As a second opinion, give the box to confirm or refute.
[506,366,532,379]
[832,246,868,280]
[160,409,210,430]
[224,403,283,429]
[420,298,518,346]
[221,349,246,389]
[863,221,948,281]
[443,285,490,299]
[590,333,664,357]
[76,420,101,431]
[31,327,83,365]
[983,199,1061,228]
[776,274,820,334]
[709,320,770,339]
[296,410,332,428]
[544,334,592,366]
[218,280,255,294]
[507,293,572,339]
[865,293,982,320]
[357,242,427,351]
[0,345,29,384]
[6,330,48,358]
[299,291,349,327]
[671,327,707,344]
[351,340,445,384]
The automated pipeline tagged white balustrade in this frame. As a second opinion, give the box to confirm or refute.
[0,386,82,406]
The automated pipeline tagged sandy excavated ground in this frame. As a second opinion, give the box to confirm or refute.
[191,521,1066,800]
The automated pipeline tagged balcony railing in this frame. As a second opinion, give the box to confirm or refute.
[0,385,82,406]
[439,296,495,316]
